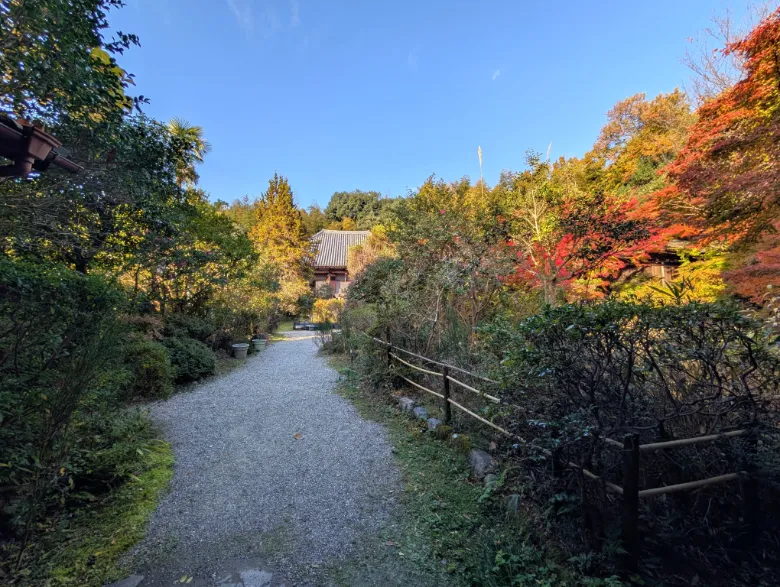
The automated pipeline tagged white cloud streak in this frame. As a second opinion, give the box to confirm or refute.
[290,0,300,27]
[226,0,254,34]
[225,0,298,37]
[492,69,501,81]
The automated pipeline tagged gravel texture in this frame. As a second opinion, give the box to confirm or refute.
[127,331,401,586]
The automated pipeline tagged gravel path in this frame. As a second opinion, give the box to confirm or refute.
[125,332,401,587]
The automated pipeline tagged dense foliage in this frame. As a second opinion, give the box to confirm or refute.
[2,1,779,585]
[0,2,279,581]
[337,9,780,585]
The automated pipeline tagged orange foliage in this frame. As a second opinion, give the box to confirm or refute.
[664,9,780,243]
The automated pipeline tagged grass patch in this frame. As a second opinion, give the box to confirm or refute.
[327,356,624,587]
[15,439,174,586]
[276,320,294,333]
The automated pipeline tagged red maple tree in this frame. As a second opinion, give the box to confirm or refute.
[663,9,780,243]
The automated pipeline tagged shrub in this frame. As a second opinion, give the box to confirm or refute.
[163,313,214,342]
[482,300,780,577]
[348,257,403,303]
[313,297,344,325]
[122,314,164,340]
[63,408,159,498]
[0,259,125,545]
[162,337,216,383]
[123,340,173,400]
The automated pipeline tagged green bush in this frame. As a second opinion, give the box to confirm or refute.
[123,340,173,400]
[163,313,215,342]
[0,259,125,542]
[162,336,216,383]
[482,300,780,577]
[64,408,159,498]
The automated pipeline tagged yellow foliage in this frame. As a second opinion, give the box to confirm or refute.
[620,254,727,304]
[313,298,344,324]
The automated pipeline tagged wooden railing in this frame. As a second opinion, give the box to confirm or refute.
[367,335,754,570]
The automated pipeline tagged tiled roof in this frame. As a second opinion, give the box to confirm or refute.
[312,230,370,268]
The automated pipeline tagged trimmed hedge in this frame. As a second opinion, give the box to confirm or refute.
[123,340,173,400]
[163,313,215,342]
[162,336,215,383]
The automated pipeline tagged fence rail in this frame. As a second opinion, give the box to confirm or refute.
[367,333,755,571]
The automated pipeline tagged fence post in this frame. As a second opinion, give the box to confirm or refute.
[741,427,760,545]
[622,433,641,572]
[442,366,451,424]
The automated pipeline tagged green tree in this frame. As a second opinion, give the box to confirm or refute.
[324,190,394,229]
[301,204,329,235]
[219,196,259,232]
[0,116,186,273]
[0,0,141,125]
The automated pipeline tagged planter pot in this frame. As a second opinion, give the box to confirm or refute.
[251,338,266,351]
[232,343,250,358]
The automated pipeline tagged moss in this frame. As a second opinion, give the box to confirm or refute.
[434,424,452,440]
[24,440,174,586]
[450,434,472,454]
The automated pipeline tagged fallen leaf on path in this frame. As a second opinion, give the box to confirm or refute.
[294,433,303,440]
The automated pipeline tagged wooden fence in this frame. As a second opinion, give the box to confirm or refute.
[368,335,754,570]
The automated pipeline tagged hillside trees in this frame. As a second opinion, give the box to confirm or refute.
[665,9,780,242]
[349,176,515,356]
[301,204,329,235]
[588,90,696,197]
[501,155,648,304]
[658,9,780,302]
[324,189,395,229]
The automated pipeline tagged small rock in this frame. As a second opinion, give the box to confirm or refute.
[397,397,415,412]
[412,406,428,420]
[239,569,274,587]
[104,576,144,587]
[426,417,441,430]
[469,449,496,479]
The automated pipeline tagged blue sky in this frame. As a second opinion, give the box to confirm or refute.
[111,0,743,209]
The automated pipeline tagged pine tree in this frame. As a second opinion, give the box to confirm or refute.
[249,174,310,272]
[249,174,312,312]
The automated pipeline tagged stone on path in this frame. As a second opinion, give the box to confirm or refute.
[412,406,428,420]
[239,569,274,587]
[469,449,496,479]
[104,576,144,587]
